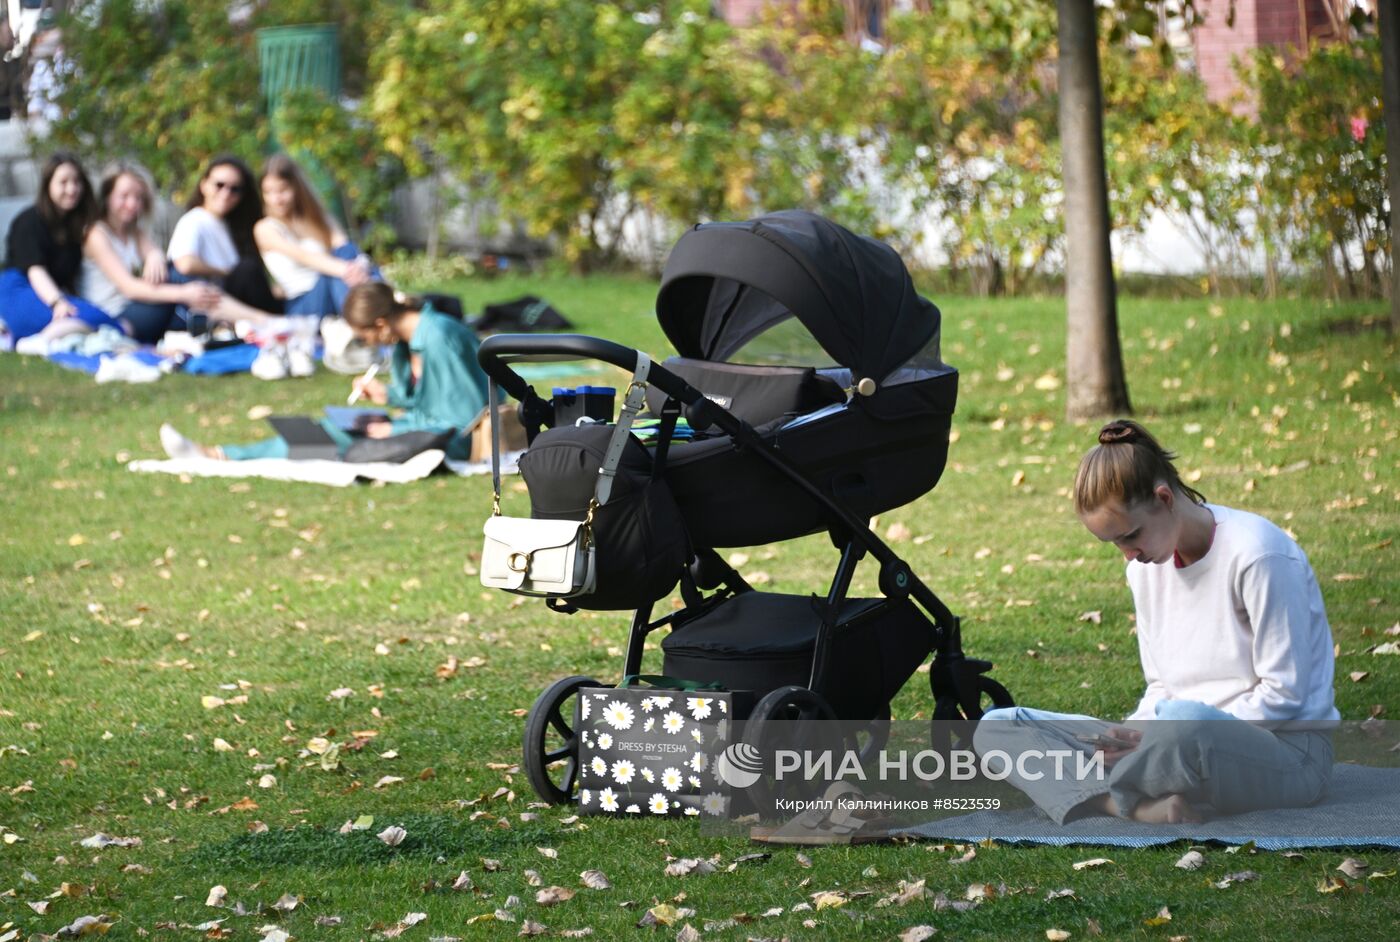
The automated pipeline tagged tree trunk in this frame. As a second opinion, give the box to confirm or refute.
[1380,0,1400,329]
[1058,0,1131,420]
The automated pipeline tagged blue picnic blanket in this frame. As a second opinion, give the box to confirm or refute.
[47,349,166,374]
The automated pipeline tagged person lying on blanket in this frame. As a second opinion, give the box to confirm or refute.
[159,283,490,462]
[973,419,1338,825]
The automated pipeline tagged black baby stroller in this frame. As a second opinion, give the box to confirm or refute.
[476,211,1014,805]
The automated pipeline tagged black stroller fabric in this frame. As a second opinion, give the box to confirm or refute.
[518,423,688,611]
[660,592,933,720]
[643,358,845,428]
[648,210,957,547]
[656,211,938,384]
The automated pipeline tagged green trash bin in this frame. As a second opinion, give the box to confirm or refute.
[256,25,345,223]
[257,25,341,111]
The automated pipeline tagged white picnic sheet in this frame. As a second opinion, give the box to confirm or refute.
[127,450,522,487]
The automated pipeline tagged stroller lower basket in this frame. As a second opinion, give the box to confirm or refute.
[660,591,932,720]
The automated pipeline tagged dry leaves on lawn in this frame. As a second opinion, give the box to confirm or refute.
[536,886,575,906]
[1071,858,1112,871]
[580,870,612,890]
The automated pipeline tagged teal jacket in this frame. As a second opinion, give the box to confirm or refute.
[386,304,489,460]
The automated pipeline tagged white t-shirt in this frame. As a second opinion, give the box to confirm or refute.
[260,218,325,298]
[1126,503,1339,727]
[167,207,239,272]
[81,223,142,315]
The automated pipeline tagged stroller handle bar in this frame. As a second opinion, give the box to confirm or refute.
[477,333,957,631]
[477,334,735,434]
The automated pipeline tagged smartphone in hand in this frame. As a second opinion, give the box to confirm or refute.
[1076,731,1139,750]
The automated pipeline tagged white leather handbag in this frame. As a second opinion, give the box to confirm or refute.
[479,354,650,600]
[480,515,596,596]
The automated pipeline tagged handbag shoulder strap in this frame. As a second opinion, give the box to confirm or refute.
[489,378,505,514]
[594,352,650,508]
[489,351,652,515]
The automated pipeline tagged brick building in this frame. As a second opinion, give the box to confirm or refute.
[1191,0,1349,102]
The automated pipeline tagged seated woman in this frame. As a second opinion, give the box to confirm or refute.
[253,154,377,317]
[81,166,224,344]
[166,155,279,320]
[159,282,490,461]
[1,152,126,350]
[973,420,1337,825]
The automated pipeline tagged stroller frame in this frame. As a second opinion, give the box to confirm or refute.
[478,333,1012,806]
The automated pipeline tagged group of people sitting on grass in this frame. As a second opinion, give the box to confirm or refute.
[0,150,376,356]
[1,150,492,463]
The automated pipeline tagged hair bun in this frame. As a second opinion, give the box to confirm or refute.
[1098,421,1138,446]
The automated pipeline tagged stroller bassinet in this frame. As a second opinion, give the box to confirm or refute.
[476,211,1012,806]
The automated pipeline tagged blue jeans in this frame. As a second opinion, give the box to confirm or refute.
[119,300,184,344]
[220,418,354,461]
[973,702,1333,823]
[0,268,125,340]
[283,243,381,317]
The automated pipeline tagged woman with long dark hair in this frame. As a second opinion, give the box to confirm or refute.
[1,152,126,349]
[166,155,280,316]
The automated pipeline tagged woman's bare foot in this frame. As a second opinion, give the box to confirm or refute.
[1128,794,1201,824]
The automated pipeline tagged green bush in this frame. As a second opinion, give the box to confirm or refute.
[1238,36,1387,299]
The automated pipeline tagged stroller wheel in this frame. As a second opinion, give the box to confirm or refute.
[848,703,892,766]
[930,675,1014,754]
[523,675,604,805]
[742,686,839,817]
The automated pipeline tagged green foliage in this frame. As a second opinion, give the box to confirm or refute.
[273,89,407,251]
[47,0,403,216]
[877,2,1062,294]
[370,0,768,268]
[43,0,1391,292]
[1239,37,1388,299]
[50,0,265,198]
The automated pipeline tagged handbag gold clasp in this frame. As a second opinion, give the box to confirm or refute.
[507,551,532,572]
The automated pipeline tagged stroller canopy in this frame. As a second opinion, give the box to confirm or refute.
[656,211,940,383]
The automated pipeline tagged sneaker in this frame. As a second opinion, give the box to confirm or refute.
[14,334,49,356]
[251,344,289,381]
[157,331,206,359]
[159,423,206,460]
[287,347,316,378]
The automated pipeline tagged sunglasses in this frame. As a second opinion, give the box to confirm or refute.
[210,180,243,194]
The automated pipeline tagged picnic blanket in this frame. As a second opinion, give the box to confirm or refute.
[40,342,260,380]
[127,450,521,487]
[900,763,1400,850]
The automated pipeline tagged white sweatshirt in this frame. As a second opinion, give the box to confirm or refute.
[1125,504,1339,727]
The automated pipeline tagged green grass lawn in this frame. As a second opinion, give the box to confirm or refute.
[1,275,1397,940]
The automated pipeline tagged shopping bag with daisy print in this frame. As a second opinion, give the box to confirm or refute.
[575,685,731,818]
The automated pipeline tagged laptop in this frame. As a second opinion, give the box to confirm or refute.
[266,416,340,460]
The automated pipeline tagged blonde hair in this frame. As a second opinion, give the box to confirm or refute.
[342,282,422,329]
[100,165,155,214]
[1074,419,1206,515]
